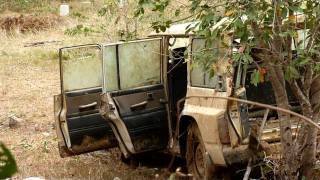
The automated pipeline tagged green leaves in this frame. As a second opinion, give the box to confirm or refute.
[64,25,95,36]
[250,68,267,86]
[0,142,17,179]
[174,9,180,16]
[233,50,253,64]
[250,69,261,86]
[151,0,169,12]
[134,0,148,17]
[279,30,298,38]
[139,0,320,88]
[233,18,250,42]
[98,7,108,17]
[285,65,300,80]
[190,0,201,12]
[314,63,320,73]
[135,0,173,32]
[151,20,172,32]
[134,6,145,17]
[295,56,311,67]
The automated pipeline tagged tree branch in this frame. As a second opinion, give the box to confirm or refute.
[303,65,313,98]
[290,80,311,110]
[306,17,320,53]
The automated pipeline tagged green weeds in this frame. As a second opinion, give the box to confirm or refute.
[65,25,96,36]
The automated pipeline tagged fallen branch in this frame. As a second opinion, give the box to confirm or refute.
[24,40,62,47]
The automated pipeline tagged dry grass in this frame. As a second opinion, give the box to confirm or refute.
[0,14,61,34]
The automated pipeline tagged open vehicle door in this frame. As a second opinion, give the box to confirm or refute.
[100,39,169,157]
[54,44,116,157]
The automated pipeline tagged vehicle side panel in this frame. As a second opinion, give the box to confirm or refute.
[110,85,168,152]
[101,39,169,155]
[181,86,228,166]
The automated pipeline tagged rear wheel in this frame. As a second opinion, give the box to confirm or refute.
[186,123,215,179]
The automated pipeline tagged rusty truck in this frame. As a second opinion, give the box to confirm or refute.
[54,22,314,179]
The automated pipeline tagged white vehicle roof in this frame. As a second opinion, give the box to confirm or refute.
[148,18,230,37]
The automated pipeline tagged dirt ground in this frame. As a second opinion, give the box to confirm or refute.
[0,29,174,179]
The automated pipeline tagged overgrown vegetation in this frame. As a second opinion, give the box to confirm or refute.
[65,24,96,36]
[97,0,139,40]
[97,0,187,40]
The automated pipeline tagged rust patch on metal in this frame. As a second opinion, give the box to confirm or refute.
[59,135,116,158]
[218,114,230,144]
[72,135,116,152]
[132,134,162,152]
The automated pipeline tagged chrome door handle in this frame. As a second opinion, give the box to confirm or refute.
[79,102,97,109]
[130,101,148,111]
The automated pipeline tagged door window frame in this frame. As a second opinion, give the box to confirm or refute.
[59,44,102,94]
[102,38,163,93]
[58,44,103,149]
[189,38,228,91]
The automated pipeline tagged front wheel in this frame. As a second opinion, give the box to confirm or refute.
[186,123,215,179]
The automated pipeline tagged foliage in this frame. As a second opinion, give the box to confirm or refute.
[98,0,119,17]
[98,0,139,40]
[71,12,88,20]
[65,25,96,36]
[0,142,17,179]
[136,0,320,84]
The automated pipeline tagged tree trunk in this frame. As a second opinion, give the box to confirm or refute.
[294,103,316,179]
[299,76,320,178]
[300,122,318,179]
[289,76,320,179]
[267,65,298,179]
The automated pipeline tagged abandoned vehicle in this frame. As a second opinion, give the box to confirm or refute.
[54,22,311,179]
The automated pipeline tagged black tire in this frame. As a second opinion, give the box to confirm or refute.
[186,123,216,180]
